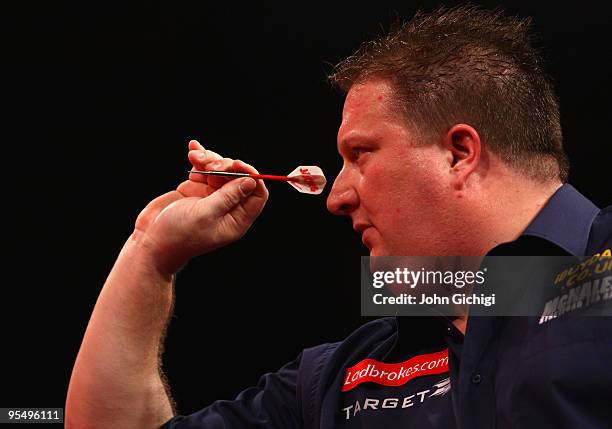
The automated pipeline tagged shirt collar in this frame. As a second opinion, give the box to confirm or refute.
[521,183,600,256]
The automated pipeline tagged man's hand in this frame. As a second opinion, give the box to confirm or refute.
[66,140,268,428]
[134,139,269,276]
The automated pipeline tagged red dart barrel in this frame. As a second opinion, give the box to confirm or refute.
[249,174,295,182]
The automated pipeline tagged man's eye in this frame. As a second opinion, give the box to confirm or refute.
[352,148,368,159]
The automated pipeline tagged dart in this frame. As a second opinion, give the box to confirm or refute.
[189,166,327,195]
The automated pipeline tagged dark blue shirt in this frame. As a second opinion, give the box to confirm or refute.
[161,184,612,429]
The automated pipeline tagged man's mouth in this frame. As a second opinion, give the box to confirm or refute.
[360,227,373,250]
[353,223,374,250]
[353,223,371,234]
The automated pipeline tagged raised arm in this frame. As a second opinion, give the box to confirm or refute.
[66,140,268,428]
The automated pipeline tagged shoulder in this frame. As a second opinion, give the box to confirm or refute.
[297,317,397,427]
[300,317,397,370]
[298,317,397,384]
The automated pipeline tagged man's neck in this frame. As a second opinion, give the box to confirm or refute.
[452,316,468,335]
[471,179,563,255]
[453,179,562,335]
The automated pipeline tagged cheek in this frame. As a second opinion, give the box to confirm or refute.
[358,166,398,210]
[359,177,413,236]
[361,167,437,213]
[360,163,448,236]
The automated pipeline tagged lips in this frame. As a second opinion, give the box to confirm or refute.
[353,223,371,234]
[354,223,373,249]
[361,228,374,250]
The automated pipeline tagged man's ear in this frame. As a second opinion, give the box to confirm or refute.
[442,124,481,189]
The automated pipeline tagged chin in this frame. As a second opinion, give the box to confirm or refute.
[367,244,378,256]
[369,247,387,257]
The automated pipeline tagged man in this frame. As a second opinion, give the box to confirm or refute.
[66,6,612,429]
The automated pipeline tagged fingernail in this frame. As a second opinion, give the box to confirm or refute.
[196,151,207,161]
[240,178,256,195]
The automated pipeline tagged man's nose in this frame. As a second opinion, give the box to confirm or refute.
[326,169,359,215]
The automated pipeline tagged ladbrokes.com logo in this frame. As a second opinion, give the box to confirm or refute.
[342,349,449,392]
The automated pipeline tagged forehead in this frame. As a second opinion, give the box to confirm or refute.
[338,80,405,143]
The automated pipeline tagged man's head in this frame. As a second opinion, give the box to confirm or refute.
[326,6,567,256]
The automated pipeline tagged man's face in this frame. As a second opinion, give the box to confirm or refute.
[327,79,455,256]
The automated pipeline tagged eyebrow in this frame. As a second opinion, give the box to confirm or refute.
[337,133,379,153]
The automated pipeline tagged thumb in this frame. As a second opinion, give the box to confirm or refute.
[204,177,257,216]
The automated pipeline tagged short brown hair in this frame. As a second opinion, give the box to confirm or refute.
[329,5,569,182]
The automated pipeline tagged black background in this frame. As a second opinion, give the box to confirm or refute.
[4,0,611,417]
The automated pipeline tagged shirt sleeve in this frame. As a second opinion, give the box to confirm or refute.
[159,354,302,429]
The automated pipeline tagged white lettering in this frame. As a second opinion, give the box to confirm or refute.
[363,399,379,410]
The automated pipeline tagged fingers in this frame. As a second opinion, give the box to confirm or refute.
[176,179,212,198]
[188,139,203,151]
[188,149,224,166]
[186,139,234,188]
[187,139,221,182]
[185,141,268,202]
[187,150,225,183]
[187,139,221,159]
[202,177,257,218]
[199,159,268,232]
[232,159,269,201]
[231,159,258,174]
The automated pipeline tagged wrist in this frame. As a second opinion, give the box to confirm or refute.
[125,230,180,282]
